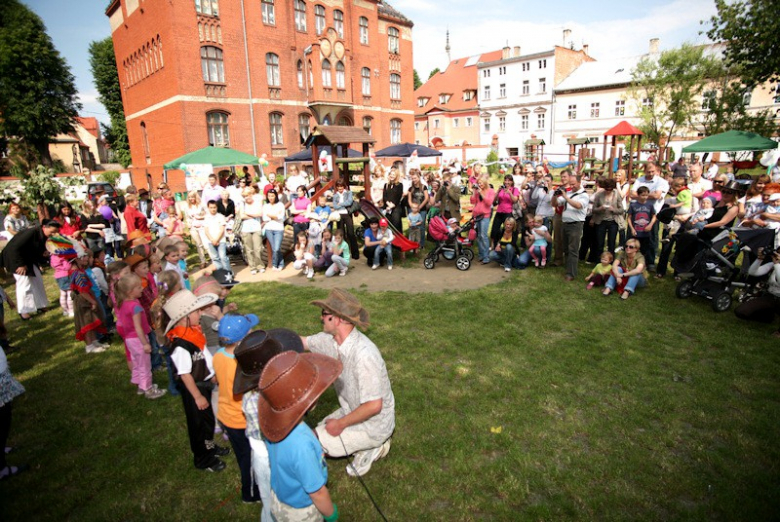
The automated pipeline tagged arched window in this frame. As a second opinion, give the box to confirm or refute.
[361,67,371,96]
[269,113,283,145]
[362,116,372,135]
[335,61,345,89]
[140,121,150,160]
[308,60,313,87]
[390,73,401,100]
[333,10,344,38]
[294,0,306,31]
[388,26,399,54]
[321,59,332,88]
[207,112,230,147]
[297,60,304,88]
[337,115,352,126]
[261,0,275,25]
[314,5,326,35]
[266,53,280,87]
[195,0,219,17]
[200,46,224,83]
[299,113,311,142]
[390,119,401,144]
[359,16,368,44]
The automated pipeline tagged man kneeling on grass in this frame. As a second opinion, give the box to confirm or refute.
[302,288,395,477]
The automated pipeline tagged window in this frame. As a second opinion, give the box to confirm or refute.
[362,68,371,95]
[499,116,506,132]
[140,121,150,160]
[266,53,280,87]
[539,59,547,69]
[334,10,343,38]
[363,116,372,135]
[499,66,506,75]
[539,78,546,93]
[337,116,351,126]
[774,84,780,104]
[483,85,491,100]
[522,80,529,95]
[465,117,473,127]
[453,118,460,128]
[294,0,306,31]
[207,112,229,147]
[590,102,600,118]
[568,104,577,120]
[359,17,368,45]
[299,113,310,142]
[742,89,752,106]
[521,114,529,130]
[615,100,625,116]
[314,5,325,35]
[590,136,600,143]
[321,59,332,87]
[483,69,491,78]
[439,94,451,104]
[200,46,224,83]
[388,27,399,54]
[261,0,275,25]
[390,73,401,99]
[269,113,283,145]
[335,61,345,89]
[522,63,529,72]
[642,97,652,108]
[433,119,440,129]
[308,60,313,87]
[297,60,304,88]
[414,121,419,131]
[195,0,219,16]
[701,90,716,110]
[499,84,506,98]
[463,90,474,101]
[537,113,545,129]
[390,119,401,144]
[483,117,490,132]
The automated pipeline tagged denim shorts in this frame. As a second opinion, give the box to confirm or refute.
[55,276,71,291]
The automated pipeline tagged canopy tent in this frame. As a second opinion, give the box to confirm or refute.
[284,145,363,162]
[682,130,779,153]
[163,146,260,170]
[373,142,442,157]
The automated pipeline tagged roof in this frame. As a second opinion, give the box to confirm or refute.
[77,117,100,138]
[378,1,413,27]
[305,126,376,147]
[555,56,642,93]
[414,50,503,116]
[604,121,644,136]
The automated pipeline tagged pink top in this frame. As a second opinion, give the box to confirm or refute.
[50,254,72,279]
[118,299,151,340]
[293,197,311,223]
[495,187,519,214]
[470,188,495,219]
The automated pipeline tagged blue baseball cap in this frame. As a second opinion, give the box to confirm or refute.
[216,314,260,345]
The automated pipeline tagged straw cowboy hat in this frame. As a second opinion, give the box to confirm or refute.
[163,289,218,334]
[257,351,342,442]
[310,288,370,329]
[232,328,304,396]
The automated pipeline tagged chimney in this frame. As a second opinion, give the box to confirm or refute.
[649,38,660,54]
[502,45,510,59]
[582,44,589,55]
[513,46,521,57]
[563,28,572,46]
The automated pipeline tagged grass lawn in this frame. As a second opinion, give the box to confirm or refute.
[1,261,779,521]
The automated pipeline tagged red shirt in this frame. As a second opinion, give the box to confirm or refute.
[124,205,150,235]
[56,215,82,237]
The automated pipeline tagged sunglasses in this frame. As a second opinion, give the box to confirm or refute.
[321,310,333,317]
[625,244,638,249]
[713,180,725,185]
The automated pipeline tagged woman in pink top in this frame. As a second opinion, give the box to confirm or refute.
[290,185,312,238]
[470,175,496,264]
[490,174,520,249]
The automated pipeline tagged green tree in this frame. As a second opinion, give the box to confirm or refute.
[428,68,440,80]
[20,165,63,220]
[485,150,499,176]
[89,37,132,167]
[99,170,121,186]
[628,44,719,153]
[0,0,81,166]
[413,69,422,90]
[705,0,779,87]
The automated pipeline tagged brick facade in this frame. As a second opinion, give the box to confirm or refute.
[106,0,414,192]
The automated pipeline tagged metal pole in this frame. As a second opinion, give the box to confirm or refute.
[240,0,258,156]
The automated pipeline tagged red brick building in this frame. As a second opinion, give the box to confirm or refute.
[105,0,415,190]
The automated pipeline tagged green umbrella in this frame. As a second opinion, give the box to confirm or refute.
[682,130,778,153]
[163,146,260,170]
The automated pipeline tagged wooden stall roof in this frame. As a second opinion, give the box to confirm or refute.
[305,126,376,147]
[525,139,546,145]
[567,137,591,145]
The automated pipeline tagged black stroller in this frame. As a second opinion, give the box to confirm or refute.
[423,215,475,270]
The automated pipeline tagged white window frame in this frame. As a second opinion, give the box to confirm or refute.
[362,67,371,96]
[266,53,280,87]
[314,5,325,35]
[333,10,344,38]
[294,0,307,32]
[261,0,275,25]
[390,119,401,144]
[322,59,332,87]
[335,61,345,89]
[568,104,577,120]
[359,17,369,45]
[390,73,401,99]
[388,27,400,54]
[269,113,283,145]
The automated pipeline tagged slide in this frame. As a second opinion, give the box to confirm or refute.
[357,198,419,252]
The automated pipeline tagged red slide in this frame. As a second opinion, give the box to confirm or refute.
[357,198,419,252]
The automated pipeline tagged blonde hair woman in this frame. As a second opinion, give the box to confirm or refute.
[185,191,208,268]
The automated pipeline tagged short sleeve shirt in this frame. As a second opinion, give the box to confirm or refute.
[265,423,327,508]
[631,176,669,213]
[629,201,656,237]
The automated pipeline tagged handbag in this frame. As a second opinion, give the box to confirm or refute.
[348,198,361,214]
[511,199,524,220]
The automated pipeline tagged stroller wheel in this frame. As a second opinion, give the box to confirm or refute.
[423,256,436,269]
[463,248,475,261]
[675,280,693,299]
[711,291,732,313]
[455,255,470,271]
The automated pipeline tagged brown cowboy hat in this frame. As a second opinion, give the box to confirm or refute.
[310,288,370,329]
[124,253,148,270]
[258,351,342,442]
[126,230,150,245]
[233,328,304,396]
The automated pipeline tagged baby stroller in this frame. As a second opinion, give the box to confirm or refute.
[674,227,775,312]
[225,218,247,265]
[423,216,475,270]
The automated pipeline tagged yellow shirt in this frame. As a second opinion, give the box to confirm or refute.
[213,349,246,429]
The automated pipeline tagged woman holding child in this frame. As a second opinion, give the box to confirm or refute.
[407,170,429,248]
[602,238,648,300]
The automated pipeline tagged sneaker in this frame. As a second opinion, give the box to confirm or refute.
[144,386,167,400]
[541,259,547,267]
[307,269,314,279]
[199,457,226,473]
[346,439,391,477]
[137,387,145,395]
[372,264,378,270]
[214,445,231,457]
[504,267,511,272]
[586,282,595,290]
[339,269,347,277]
[259,268,266,273]
[250,269,258,275]
[86,343,106,354]
[67,311,75,318]
[387,265,393,270]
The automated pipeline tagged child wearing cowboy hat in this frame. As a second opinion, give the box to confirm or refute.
[234,328,304,520]
[163,290,231,472]
[258,350,342,522]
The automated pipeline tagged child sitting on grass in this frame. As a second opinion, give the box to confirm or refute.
[326,229,350,277]
[313,228,334,273]
[293,231,315,279]
[585,252,614,289]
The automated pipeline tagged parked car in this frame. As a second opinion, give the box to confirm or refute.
[86,182,126,211]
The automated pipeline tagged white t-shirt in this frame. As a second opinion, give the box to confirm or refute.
[171,346,215,380]
[201,212,227,244]
[631,176,669,213]
[688,178,712,212]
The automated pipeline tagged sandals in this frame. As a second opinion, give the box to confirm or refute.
[621,291,631,300]
[602,288,612,296]
[0,464,29,481]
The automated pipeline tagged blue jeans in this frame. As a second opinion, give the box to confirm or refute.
[605,267,647,294]
[374,244,393,267]
[265,229,284,268]
[475,215,491,262]
[205,241,230,271]
[488,243,517,269]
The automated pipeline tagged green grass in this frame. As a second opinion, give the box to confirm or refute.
[1,265,779,521]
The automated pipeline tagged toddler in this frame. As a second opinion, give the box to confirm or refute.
[407,203,423,252]
[69,242,108,353]
[162,203,185,239]
[308,218,324,258]
[372,218,395,270]
[688,197,715,232]
[313,195,332,227]
[163,244,186,289]
[529,215,549,267]
[667,178,693,235]
[48,234,74,317]
[326,229,350,277]
[176,241,191,290]
[293,231,315,279]
[313,228,334,272]
[585,252,614,289]
[150,269,183,396]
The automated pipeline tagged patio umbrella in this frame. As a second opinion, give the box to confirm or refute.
[373,142,442,157]
[682,130,778,153]
[284,145,363,162]
[163,146,260,170]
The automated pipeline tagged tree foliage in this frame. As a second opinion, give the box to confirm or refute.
[705,0,780,87]
[628,44,719,150]
[0,0,81,166]
[99,170,121,186]
[413,69,422,90]
[20,165,64,220]
[89,37,132,168]
[428,68,440,80]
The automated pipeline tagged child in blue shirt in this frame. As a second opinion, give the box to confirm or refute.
[407,203,423,253]
[314,195,332,229]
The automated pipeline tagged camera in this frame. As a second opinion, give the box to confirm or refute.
[553,188,563,196]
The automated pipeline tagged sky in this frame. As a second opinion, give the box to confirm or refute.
[24,0,718,128]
